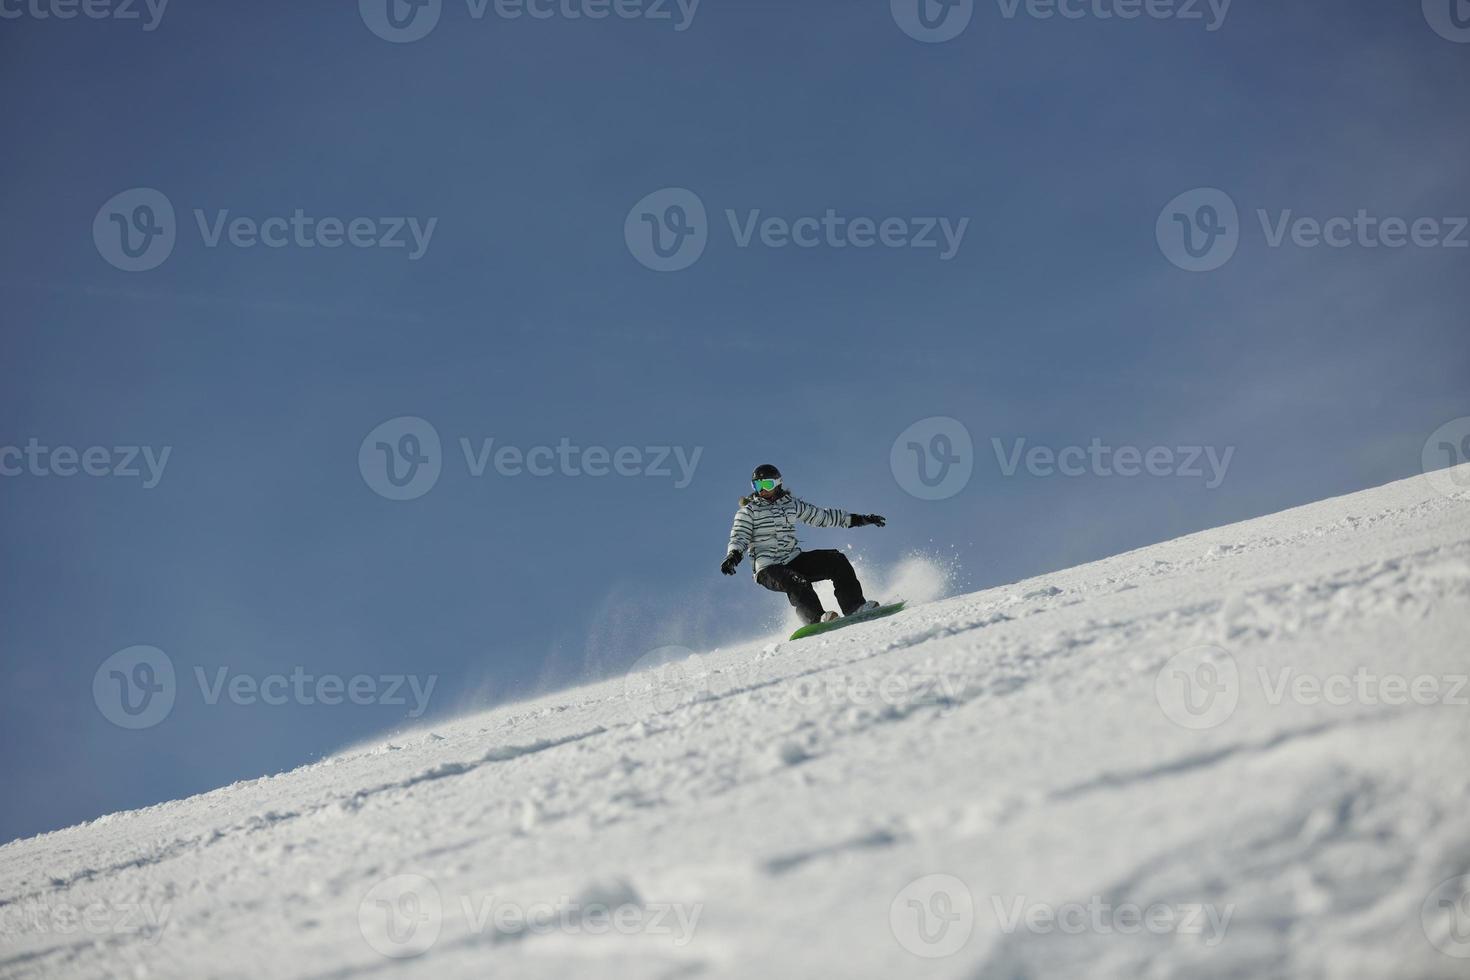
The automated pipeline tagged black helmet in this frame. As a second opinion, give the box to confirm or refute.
[751,463,782,482]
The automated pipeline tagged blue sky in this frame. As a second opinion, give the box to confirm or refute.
[1,0,1466,843]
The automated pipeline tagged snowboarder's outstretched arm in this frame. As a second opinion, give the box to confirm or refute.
[793,498,849,529]
[794,499,886,529]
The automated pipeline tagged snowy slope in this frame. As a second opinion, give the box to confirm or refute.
[3,467,1469,980]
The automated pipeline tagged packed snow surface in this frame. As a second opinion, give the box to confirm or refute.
[3,468,1469,979]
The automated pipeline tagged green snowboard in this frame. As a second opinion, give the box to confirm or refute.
[788,601,907,641]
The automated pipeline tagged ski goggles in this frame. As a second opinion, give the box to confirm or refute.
[751,477,781,492]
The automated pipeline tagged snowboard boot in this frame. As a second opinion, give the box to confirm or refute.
[847,600,880,617]
[819,611,839,623]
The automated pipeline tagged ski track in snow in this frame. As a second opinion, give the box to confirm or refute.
[2,468,1469,979]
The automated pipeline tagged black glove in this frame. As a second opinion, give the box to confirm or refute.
[851,514,886,528]
[720,550,743,575]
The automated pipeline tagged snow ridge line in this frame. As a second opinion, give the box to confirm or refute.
[1048,714,1370,803]
[0,728,611,909]
[622,609,1015,722]
[762,829,905,876]
[341,726,611,812]
[976,491,1464,613]
[0,811,304,909]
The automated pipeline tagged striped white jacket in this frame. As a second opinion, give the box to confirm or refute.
[727,491,851,572]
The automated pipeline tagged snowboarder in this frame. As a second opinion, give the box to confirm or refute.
[720,464,887,625]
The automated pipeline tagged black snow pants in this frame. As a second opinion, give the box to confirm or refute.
[755,549,867,625]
